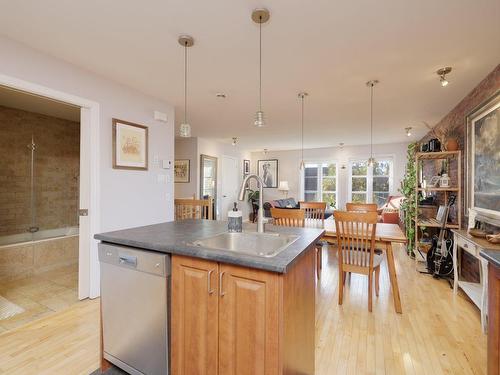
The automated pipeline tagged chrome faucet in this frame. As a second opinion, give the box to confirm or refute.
[238,174,268,233]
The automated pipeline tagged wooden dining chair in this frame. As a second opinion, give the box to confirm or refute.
[300,202,328,279]
[271,207,305,227]
[334,210,382,312]
[345,202,378,212]
[174,198,214,220]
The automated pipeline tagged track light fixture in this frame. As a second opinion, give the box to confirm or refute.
[437,67,452,87]
[405,127,412,137]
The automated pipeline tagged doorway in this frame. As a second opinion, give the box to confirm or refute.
[0,86,82,330]
[220,156,239,221]
[0,73,101,302]
[200,154,217,219]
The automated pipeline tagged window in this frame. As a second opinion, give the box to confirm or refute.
[303,162,337,208]
[349,159,393,207]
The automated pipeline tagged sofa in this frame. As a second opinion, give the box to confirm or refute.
[377,195,404,224]
[263,198,299,217]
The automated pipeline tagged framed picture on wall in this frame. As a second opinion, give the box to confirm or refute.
[174,159,190,183]
[243,159,250,175]
[257,159,278,188]
[112,118,148,170]
[466,90,500,220]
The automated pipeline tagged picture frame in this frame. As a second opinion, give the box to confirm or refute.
[174,159,191,183]
[112,118,148,170]
[257,159,279,188]
[243,159,250,175]
[465,90,500,221]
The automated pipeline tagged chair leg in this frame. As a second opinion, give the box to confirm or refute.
[368,272,373,312]
[338,267,344,305]
[375,266,380,297]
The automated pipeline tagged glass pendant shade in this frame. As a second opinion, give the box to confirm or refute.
[254,110,265,127]
[367,156,375,167]
[179,123,191,138]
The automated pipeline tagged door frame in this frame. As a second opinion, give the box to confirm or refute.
[0,74,101,299]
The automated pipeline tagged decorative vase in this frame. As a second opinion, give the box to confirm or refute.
[445,138,459,151]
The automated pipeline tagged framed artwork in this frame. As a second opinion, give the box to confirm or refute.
[257,159,279,188]
[466,90,500,220]
[243,159,250,175]
[174,159,190,183]
[112,118,148,170]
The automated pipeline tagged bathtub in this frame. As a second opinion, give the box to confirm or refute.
[0,226,79,247]
[0,227,79,281]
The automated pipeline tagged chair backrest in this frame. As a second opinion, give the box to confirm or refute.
[334,211,377,269]
[271,208,305,227]
[299,201,327,223]
[345,202,378,212]
[175,198,214,220]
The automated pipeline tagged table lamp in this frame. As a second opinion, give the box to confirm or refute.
[278,181,289,197]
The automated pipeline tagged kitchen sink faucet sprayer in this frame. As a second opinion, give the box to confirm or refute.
[238,174,268,233]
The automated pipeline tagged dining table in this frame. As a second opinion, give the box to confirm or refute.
[307,216,407,314]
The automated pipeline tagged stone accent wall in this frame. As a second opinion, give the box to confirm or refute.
[0,106,80,237]
[419,64,499,283]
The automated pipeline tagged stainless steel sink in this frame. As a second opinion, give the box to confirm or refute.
[189,232,299,257]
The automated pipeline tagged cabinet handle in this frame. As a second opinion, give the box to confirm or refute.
[207,269,215,295]
[219,271,226,297]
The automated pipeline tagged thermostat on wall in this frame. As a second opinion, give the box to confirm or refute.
[154,111,168,122]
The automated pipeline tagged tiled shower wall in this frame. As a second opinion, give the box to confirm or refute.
[0,105,80,237]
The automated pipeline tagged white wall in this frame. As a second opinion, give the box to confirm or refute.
[174,137,198,199]
[0,36,175,231]
[250,142,409,209]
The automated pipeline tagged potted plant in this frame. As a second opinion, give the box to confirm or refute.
[399,142,418,256]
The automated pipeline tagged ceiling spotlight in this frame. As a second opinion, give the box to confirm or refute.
[405,127,412,137]
[216,93,227,98]
[437,67,452,87]
[263,148,268,155]
[231,137,238,146]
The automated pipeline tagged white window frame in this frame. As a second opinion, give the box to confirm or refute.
[348,158,394,206]
[301,161,338,207]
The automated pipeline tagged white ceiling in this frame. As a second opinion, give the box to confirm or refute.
[1,0,498,150]
[0,85,80,122]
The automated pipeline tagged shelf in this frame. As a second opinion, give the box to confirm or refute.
[417,187,459,192]
[457,281,482,308]
[413,217,460,229]
[416,151,460,160]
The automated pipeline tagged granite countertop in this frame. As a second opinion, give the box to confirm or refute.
[480,250,500,268]
[94,220,325,273]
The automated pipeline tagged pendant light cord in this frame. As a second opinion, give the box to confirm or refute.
[184,41,188,124]
[370,83,373,159]
[301,95,304,163]
[259,18,262,112]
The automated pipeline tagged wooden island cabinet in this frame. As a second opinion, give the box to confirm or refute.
[171,245,316,375]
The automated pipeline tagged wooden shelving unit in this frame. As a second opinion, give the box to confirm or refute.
[414,151,462,257]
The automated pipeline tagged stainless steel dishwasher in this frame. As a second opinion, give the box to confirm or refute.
[99,243,170,375]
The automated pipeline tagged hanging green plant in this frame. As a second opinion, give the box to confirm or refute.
[399,142,419,256]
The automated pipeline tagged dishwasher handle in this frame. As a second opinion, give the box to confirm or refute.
[119,254,137,268]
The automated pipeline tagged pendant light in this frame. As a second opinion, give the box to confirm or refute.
[298,92,308,170]
[252,8,270,127]
[366,80,378,167]
[178,35,194,137]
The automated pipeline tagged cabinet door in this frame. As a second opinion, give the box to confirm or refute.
[218,264,281,375]
[172,255,219,375]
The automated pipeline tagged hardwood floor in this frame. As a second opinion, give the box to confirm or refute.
[0,244,486,375]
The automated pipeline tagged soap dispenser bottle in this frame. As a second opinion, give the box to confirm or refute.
[228,202,243,232]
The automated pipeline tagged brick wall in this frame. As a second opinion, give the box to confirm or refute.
[0,105,80,236]
[419,64,499,282]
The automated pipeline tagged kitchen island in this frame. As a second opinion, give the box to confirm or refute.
[95,220,324,375]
